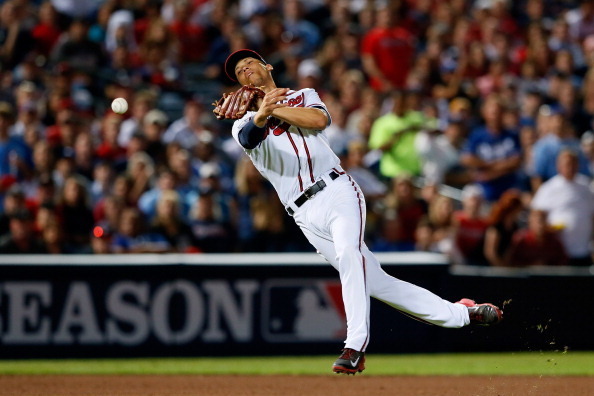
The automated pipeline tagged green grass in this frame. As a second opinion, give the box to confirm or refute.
[1,352,593,376]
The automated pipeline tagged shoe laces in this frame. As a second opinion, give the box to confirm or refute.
[340,348,360,360]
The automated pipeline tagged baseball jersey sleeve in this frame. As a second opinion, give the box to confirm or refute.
[231,112,258,149]
[302,88,332,128]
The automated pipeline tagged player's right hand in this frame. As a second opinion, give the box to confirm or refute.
[254,88,289,126]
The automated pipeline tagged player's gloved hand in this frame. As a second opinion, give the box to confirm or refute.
[212,85,266,120]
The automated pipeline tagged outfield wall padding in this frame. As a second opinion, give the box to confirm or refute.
[0,253,592,358]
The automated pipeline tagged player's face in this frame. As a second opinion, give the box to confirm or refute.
[235,57,270,86]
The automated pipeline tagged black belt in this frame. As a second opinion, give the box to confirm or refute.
[287,171,340,215]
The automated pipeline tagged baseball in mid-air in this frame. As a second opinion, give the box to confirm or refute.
[111,97,128,114]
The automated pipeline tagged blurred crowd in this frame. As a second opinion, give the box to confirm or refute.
[0,0,593,267]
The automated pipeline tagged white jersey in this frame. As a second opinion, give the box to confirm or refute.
[231,88,341,206]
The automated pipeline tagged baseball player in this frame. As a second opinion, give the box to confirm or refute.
[223,49,503,375]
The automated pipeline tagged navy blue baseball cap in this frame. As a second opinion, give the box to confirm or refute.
[224,49,267,82]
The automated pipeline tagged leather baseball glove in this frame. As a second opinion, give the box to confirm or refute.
[212,85,265,120]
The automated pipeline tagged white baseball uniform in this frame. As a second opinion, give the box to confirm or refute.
[232,88,469,351]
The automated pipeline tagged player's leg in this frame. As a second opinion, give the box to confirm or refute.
[327,191,371,352]
[360,243,469,328]
[295,182,371,353]
[297,217,368,375]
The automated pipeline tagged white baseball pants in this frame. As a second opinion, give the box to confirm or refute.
[292,172,470,352]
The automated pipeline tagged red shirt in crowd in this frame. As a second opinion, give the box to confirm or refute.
[169,21,207,63]
[361,25,415,91]
[454,211,489,258]
[31,23,61,56]
[507,229,568,267]
[396,200,426,244]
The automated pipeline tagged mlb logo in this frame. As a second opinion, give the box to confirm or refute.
[261,279,346,342]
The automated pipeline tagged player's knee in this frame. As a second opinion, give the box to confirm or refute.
[335,245,363,265]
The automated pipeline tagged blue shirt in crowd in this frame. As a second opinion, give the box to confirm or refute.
[531,135,591,181]
[463,127,522,201]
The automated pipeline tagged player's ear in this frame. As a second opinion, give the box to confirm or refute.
[262,63,273,72]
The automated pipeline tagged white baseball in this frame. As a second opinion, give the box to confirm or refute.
[111,98,128,114]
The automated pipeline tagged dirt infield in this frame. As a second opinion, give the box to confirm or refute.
[1,375,593,396]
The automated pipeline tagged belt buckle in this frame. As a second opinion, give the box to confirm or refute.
[303,188,316,199]
[303,188,314,199]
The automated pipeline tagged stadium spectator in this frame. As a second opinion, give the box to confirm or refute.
[72,131,95,182]
[461,94,522,202]
[531,149,594,266]
[414,217,434,253]
[282,0,321,57]
[32,174,57,209]
[12,84,45,137]
[34,200,58,235]
[2,0,594,257]
[138,168,177,222]
[163,100,211,150]
[0,184,34,235]
[140,108,168,165]
[95,113,127,166]
[168,0,207,63]
[0,209,45,253]
[0,102,32,180]
[361,5,415,92]
[126,151,155,207]
[111,206,171,253]
[582,131,594,175]
[149,189,196,252]
[50,18,106,73]
[105,9,138,57]
[137,22,182,91]
[424,195,456,255]
[31,1,62,58]
[56,175,94,252]
[88,1,114,45]
[50,0,101,21]
[566,0,594,42]
[117,90,157,148]
[233,156,286,252]
[343,140,387,203]
[368,90,422,179]
[89,161,113,205]
[452,184,489,266]
[507,208,568,267]
[202,17,250,84]
[416,119,465,186]
[111,173,136,208]
[167,148,199,221]
[374,175,426,252]
[191,130,234,192]
[189,190,235,253]
[483,190,524,267]
[371,207,402,252]
[40,217,70,254]
[196,162,237,230]
[530,104,591,191]
[93,194,125,237]
[0,1,34,69]
[577,65,594,132]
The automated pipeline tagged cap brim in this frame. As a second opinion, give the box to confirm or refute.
[224,49,266,82]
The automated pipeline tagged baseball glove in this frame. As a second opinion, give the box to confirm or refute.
[212,85,265,120]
